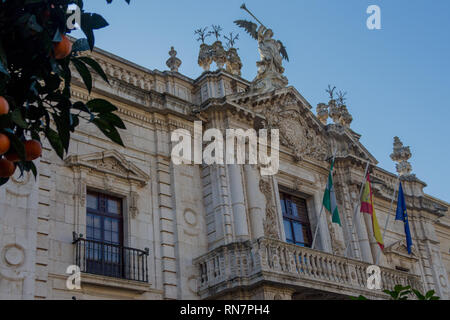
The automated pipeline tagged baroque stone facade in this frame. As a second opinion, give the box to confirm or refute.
[0,46,449,300]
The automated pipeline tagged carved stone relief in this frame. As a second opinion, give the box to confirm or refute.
[259,179,280,240]
[66,150,150,220]
[260,95,329,162]
[2,244,25,268]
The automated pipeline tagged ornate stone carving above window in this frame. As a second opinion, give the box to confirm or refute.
[65,150,150,187]
[66,150,150,222]
[384,240,419,273]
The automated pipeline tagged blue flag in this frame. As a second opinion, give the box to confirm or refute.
[395,182,413,254]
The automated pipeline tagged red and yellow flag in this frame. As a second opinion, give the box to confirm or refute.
[360,173,384,250]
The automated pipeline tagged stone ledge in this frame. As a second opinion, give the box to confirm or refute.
[80,273,152,294]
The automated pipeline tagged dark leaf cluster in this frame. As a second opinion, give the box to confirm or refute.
[0,0,130,186]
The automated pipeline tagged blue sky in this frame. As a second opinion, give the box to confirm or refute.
[75,0,450,201]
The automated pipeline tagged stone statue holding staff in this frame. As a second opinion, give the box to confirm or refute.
[235,3,289,92]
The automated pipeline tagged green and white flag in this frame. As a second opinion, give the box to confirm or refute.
[322,159,341,226]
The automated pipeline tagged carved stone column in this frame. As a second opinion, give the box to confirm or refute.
[228,165,249,240]
[243,165,264,240]
[201,111,234,248]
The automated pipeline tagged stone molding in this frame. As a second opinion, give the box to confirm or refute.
[65,150,150,187]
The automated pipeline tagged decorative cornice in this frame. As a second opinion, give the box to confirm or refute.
[65,150,150,187]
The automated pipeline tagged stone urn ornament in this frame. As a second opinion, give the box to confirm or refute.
[226,47,243,76]
[316,103,329,125]
[212,41,227,69]
[166,46,182,72]
[195,27,213,71]
[198,43,212,71]
[224,32,242,76]
[338,105,353,127]
[328,99,341,123]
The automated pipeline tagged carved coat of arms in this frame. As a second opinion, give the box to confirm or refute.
[261,97,329,162]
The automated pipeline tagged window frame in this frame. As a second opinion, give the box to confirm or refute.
[86,190,124,247]
[280,190,313,248]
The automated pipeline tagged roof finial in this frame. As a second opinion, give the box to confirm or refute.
[390,136,414,177]
[166,46,182,72]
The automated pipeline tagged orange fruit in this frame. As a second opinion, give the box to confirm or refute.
[0,159,15,178]
[0,96,9,115]
[0,133,11,155]
[53,35,72,60]
[5,151,20,162]
[24,140,42,161]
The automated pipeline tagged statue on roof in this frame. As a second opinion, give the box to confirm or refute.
[235,3,289,92]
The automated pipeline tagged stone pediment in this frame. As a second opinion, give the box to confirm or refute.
[325,123,377,164]
[65,150,150,186]
[228,87,330,163]
[384,240,419,261]
[229,86,376,164]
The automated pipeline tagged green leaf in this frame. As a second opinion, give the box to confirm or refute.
[80,12,109,50]
[87,99,117,113]
[45,128,64,159]
[52,113,70,152]
[89,13,109,30]
[78,56,109,83]
[70,114,80,132]
[92,118,124,146]
[72,38,90,54]
[71,58,92,93]
[394,285,410,292]
[11,109,28,128]
[425,290,435,299]
[412,289,425,300]
[29,161,37,179]
[100,112,126,129]
[72,101,91,114]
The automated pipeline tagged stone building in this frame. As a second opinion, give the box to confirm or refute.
[0,40,449,300]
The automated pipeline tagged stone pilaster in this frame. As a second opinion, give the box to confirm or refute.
[155,123,178,299]
[243,165,264,240]
[228,165,249,240]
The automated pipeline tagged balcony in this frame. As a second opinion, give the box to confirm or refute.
[73,234,149,283]
[194,237,423,299]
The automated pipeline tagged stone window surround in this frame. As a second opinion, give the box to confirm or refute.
[68,162,154,291]
[73,171,136,254]
[277,184,317,246]
[66,150,151,263]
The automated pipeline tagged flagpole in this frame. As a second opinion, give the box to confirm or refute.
[311,150,337,250]
[375,176,400,265]
[344,160,371,257]
[311,205,324,250]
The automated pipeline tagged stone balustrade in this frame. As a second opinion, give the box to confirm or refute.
[194,237,423,299]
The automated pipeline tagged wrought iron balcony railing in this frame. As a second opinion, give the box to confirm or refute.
[73,233,149,283]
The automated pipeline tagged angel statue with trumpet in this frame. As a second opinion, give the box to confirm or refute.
[235,4,289,92]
